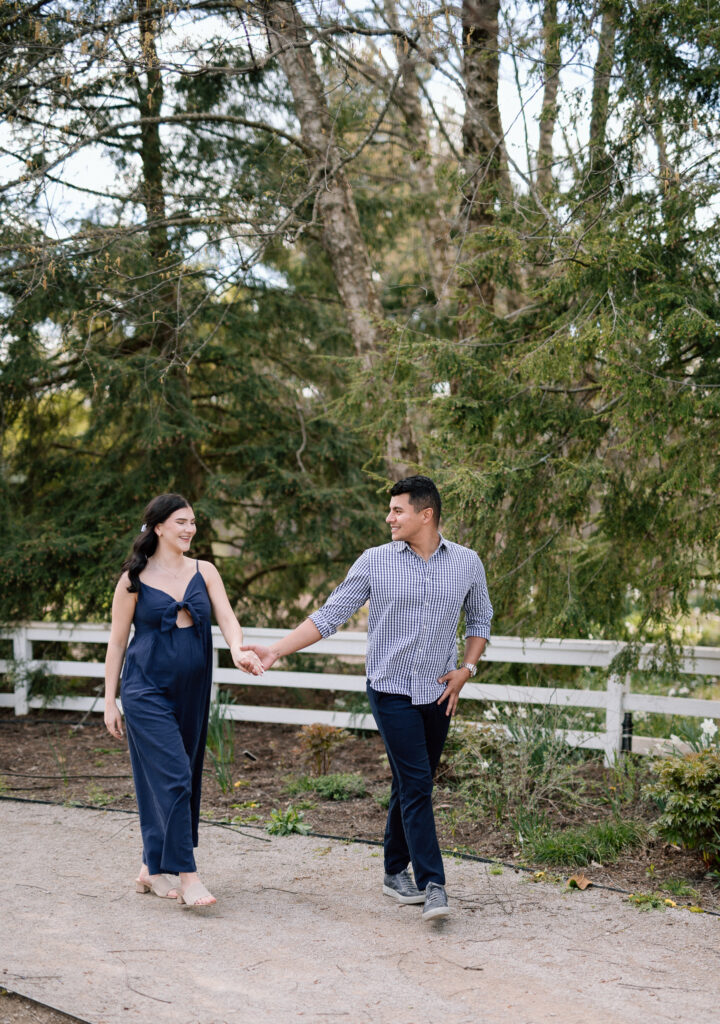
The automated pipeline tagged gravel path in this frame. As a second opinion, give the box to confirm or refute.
[2,799,718,1024]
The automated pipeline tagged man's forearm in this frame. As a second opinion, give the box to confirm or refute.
[463,636,488,667]
[271,618,323,659]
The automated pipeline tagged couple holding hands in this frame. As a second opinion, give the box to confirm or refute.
[104,477,492,917]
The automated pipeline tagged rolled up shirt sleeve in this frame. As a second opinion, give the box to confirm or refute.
[309,550,371,638]
[464,556,493,639]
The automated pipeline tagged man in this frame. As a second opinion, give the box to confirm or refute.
[243,475,492,921]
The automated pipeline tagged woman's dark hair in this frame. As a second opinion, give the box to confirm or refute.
[389,475,442,524]
[121,493,192,593]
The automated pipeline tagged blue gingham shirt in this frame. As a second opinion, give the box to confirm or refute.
[310,535,493,705]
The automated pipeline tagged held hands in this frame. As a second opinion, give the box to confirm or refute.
[104,700,124,739]
[239,643,279,672]
[232,645,265,676]
[437,667,472,718]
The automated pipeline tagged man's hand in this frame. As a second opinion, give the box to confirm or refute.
[240,643,279,672]
[232,645,265,675]
[437,667,471,717]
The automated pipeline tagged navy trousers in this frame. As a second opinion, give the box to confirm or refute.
[366,683,451,890]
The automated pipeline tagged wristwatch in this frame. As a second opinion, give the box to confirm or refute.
[460,662,477,677]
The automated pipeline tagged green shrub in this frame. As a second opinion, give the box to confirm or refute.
[645,750,720,865]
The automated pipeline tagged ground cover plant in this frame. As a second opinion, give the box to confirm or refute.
[284,772,367,801]
[3,709,720,912]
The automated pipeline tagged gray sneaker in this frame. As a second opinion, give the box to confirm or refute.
[422,881,450,920]
[383,869,426,904]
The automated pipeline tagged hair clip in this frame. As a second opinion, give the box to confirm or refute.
[140,523,147,532]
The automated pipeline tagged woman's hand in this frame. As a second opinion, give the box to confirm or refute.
[239,643,279,672]
[232,646,265,676]
[104,699,124,739]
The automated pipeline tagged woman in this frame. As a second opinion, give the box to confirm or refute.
[104,493,263,908]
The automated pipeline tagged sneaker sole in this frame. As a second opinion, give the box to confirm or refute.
[422,905,450,920]
[382,885,426,905]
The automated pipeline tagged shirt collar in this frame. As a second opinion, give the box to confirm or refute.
[393,533,448,556]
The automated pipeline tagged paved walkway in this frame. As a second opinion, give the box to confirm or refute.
[1,799,719,1024]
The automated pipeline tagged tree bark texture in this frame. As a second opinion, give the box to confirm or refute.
[262,0,385,367]
[459,0,501,322]
[261,0,419,478]
[537,0,560,198]
[136,0,170,262]
[587,1,618,182]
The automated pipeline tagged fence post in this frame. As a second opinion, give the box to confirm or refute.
[210,644,219,706]
[621,712,634,753]
[13,627,32,716]
[604,673,626,766]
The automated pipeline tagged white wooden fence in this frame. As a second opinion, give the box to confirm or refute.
[2,622,720,764]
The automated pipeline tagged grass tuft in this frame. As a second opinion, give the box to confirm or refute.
[518,818,648,867]
[284,772,366,801]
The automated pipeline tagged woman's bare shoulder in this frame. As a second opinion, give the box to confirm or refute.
[112,571,137,612]
[196,559,221,581]
[116,570,133,591]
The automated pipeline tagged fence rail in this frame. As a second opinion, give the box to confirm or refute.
[2,623,720,763]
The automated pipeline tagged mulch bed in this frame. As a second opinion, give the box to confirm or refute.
[2,709,718,913]
[0,989,83,1024]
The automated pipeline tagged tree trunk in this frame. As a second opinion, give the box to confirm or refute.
[587,1,618,182]
[459,0,501,325]
[136,0,170,263]
[262,0,385,367]
[262,0,417,478]
[537,0,560,198]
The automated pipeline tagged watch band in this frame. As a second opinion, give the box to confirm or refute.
[461,662,477,677]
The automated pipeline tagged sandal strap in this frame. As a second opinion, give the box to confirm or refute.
[180,881,213,905]
[150,874,178,897]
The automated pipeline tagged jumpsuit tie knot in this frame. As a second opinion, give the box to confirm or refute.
[160,596,204,635]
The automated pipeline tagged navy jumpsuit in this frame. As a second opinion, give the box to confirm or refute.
[121,563,213,875]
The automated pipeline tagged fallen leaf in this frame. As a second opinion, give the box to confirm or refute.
[567,872,592,890]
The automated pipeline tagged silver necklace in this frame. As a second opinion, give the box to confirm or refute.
[152,558,185,579]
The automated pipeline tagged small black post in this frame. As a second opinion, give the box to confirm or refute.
[621,711,633,754]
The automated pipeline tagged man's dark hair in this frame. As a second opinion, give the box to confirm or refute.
[389,475,442,524]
